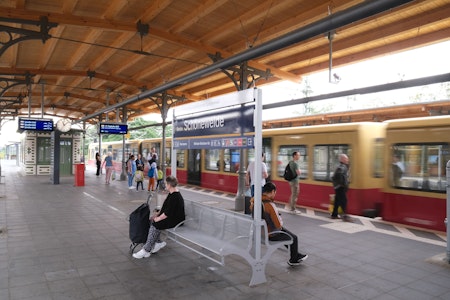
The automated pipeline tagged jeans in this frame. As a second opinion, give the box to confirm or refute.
[127,173,134,187]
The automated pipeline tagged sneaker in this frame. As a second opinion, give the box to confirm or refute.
[287,259,301,266]
[128,186,134,189]
[290,209,301,214]
[132,248,151,259]
[298,254,308,262]
[151,241,167,254]
[288,254,308,266]
[330,215,340,219]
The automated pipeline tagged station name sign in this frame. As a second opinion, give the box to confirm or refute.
[173,105,254,138]
[18,117,54,132]
[99,123,128,134]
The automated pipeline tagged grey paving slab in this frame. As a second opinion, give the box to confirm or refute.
[0,159,449,300]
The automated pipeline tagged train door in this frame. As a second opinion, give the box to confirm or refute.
[187,149,201,185]
[60,139,72,176]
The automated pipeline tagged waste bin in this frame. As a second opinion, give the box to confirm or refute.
[74,163,85,186]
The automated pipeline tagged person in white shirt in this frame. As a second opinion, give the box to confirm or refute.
[245,153,268,197]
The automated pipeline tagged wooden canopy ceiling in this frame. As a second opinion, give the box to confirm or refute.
[0,0,449,124]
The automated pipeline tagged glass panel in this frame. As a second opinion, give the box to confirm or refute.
[313,145,349,181]
[263,138,272,177]
[231,149,241,173]
[205,149,220,171]
[37,137,51,165]
[164,147,171,166]
[392,143,449,192]
[277,146,308,179]
[176,151,185,168]
[373,138,384,178]
[224,149,240,173]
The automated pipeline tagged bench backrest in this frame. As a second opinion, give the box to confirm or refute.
[184,199,254,241]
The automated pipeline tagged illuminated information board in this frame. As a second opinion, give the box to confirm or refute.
[18,118,54,132]
[99,123,128,134]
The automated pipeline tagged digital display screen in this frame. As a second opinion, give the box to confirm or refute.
[99,123,128,134]
[18,118,54,132]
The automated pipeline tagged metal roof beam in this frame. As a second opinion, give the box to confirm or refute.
[79,0,415,123]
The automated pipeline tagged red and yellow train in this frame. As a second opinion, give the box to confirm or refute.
[88,115,450,232]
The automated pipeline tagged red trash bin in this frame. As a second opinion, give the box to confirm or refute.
[74,163,85,186]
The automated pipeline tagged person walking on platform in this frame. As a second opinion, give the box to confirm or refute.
[250,182,308,266]
[245,152,268,197]
[95,152,102,176]
[331,153,352,222]
[133,176,185,259]
[101,152,114,184]
[286,151,302,214]
[126,155,136,189]
[147,161,157,191]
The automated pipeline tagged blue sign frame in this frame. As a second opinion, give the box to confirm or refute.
[18,118,54,132]
[99,123,128,134]
[173,105,254,138]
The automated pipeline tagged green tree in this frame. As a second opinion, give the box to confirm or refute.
[82,117,172,156]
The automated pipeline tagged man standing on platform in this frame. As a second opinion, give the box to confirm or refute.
[331,153,351,222]
[286,151,301,214]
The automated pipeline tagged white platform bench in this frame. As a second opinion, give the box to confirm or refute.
[166,199,293,286]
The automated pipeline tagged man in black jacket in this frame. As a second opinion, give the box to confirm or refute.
[331,154,351,222]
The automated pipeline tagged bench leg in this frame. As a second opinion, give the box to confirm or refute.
[249,259,268,286]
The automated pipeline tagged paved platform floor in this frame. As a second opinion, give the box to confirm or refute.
[0,160,449,300]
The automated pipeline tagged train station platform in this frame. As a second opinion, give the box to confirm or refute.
[0,159,449,300]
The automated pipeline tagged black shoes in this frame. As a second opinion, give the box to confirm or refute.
[288,254,308,266]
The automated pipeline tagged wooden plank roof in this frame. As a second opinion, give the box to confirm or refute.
[0,0,449,124]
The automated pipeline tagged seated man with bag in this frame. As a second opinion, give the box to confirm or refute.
[250,182,308,266]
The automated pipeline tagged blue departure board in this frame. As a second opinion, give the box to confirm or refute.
[18,118,54,132]
[99,123,128,134]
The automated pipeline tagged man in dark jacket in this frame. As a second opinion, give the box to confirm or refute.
[331,154,351,222]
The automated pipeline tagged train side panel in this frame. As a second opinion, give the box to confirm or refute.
[383,116,450,232]
[268,123,385,215]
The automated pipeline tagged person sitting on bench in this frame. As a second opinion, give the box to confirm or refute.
[133,176,185,259]
[251,182,308,266]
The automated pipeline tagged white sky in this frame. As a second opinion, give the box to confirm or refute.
[1,40,449,147]
[260,40,450,119]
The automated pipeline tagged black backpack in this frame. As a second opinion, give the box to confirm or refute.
[283,163,296,181]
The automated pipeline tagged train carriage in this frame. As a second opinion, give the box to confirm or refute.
[263,122,386,215]
[86,115,450,232]
[87,140,141,172]
[383,116,450,232]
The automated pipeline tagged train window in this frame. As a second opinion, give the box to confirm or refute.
[391,143,449,192]
[373,138,385,178]
[37,137,52,165]
[224,149,241,173]
[277,146,308,179]
[247,138,272,177]
[176,151,185,168]
[313,145,349,181]
[205,149,220,171]
[112,149,119,161]
[164,147,171,166]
